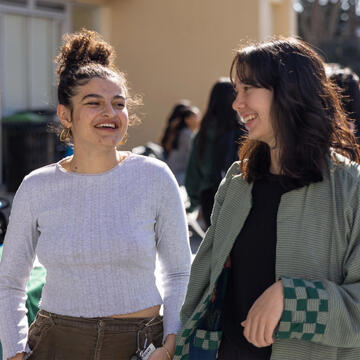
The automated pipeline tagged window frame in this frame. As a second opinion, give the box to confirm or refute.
[0,0,70,186]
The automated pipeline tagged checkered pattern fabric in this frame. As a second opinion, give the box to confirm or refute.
[192,329,222,350]
[174,294,211,360]
[277,277,329,342]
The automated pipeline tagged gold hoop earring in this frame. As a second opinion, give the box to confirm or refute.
[116,133,128,150]
[119,133,128,145]
[59,128,71,142]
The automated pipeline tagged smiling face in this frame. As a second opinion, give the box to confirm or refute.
[57,77,128,152]
[232,77,274,147]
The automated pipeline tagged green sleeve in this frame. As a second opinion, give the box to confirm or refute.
[277,193,360,347]
[180,162,239,325]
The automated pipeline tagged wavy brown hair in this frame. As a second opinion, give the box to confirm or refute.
[230,38,360,185]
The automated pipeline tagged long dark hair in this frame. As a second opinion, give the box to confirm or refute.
[161,106,199,156]
[160,101,191,155]
[197,78,241,159]
[231,38,360,185]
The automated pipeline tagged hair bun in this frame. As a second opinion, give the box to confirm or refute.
[56,29,114,76]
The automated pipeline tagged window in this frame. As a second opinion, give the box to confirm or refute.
[0,0,27,7]
[0,0,69,116]
[35,1,66,12]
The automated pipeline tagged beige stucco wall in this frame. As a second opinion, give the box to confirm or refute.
[108,0,261,150]
[272,0,297,37]
[73,0,295,149]
[71,0,111,37]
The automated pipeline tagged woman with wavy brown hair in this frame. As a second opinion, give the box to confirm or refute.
[0,30,191,360]
[175,38,360,360]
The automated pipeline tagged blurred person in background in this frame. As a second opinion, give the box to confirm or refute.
[326,63,360,141]
[161,105,201,185]
[0,30,191,360]
[185,78,244,228]
[160,100,191,159]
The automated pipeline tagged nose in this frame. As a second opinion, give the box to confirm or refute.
[103,103,116,117]
[232,93,246,111]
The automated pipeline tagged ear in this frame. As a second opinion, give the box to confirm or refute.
[57,104,72,128]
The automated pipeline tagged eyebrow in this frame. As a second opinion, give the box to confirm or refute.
[81,94,126,101]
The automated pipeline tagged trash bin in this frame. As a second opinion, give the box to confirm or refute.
[2,109,66,193]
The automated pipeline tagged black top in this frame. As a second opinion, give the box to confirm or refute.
[222,173,301,359]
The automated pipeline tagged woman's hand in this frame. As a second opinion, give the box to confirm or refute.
[149,333,175,360]
[241,280,284,348]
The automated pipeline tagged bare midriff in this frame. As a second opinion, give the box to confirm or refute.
[108,305,161,319]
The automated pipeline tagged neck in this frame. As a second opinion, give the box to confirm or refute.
[188,124,197,132]
[69,147,125,174]
[269,147,281,175]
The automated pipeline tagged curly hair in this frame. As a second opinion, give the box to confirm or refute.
[55,29,140,143]
[231,37,360,185]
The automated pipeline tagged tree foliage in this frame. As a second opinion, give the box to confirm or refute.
[295,0,360,74]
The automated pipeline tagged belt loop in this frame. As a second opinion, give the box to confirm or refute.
[38,310,52,319]
[144,315,162,328]
[37,310,55,326]
[144,317,157,327]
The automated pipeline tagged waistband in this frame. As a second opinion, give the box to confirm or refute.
[38,310,163,331]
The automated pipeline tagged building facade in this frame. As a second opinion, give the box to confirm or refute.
[0,0,295,168]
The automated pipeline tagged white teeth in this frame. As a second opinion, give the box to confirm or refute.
[95,123,116,129]
[242,114,257,124]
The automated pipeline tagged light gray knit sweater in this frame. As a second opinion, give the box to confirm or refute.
[0,153,191,360]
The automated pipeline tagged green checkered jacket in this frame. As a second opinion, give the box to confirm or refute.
[175,154,360,360]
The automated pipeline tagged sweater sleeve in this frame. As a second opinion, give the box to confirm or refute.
[154,164,191,339]
[276,186,360,347]
[0,179,39,360]
[180,162,239,326]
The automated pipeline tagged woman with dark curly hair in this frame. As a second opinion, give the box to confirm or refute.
[0,30,191,360]
[175,38,360,360]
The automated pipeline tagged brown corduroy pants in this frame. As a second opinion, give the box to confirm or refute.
[27,310,163,360]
